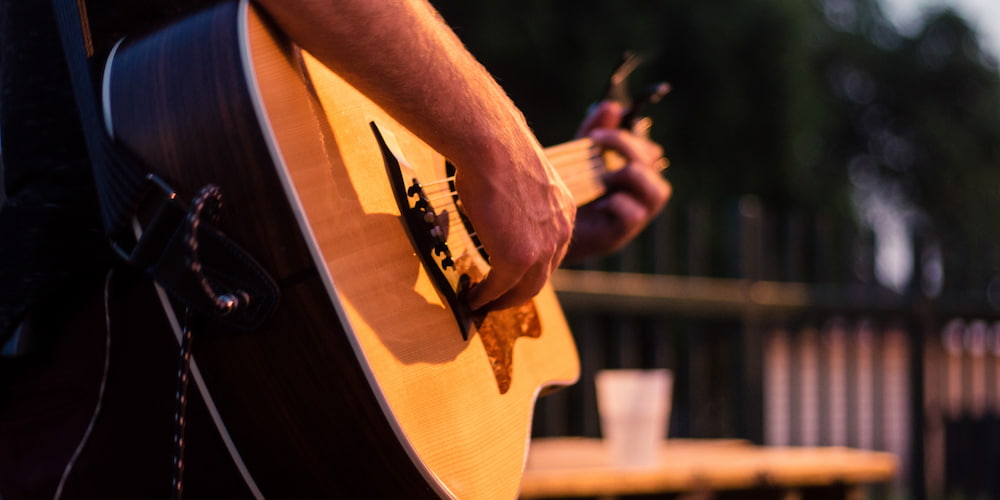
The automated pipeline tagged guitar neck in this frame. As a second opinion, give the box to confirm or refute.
[544,138,622,207]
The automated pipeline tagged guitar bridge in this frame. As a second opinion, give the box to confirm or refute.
[373,122,475,340]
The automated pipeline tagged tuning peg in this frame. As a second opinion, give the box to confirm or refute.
[601,51,643,105]
[622,82,671,131]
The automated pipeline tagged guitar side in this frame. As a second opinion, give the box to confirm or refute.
[103,2,579,499]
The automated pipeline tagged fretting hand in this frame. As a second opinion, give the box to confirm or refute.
[564,101,672,262]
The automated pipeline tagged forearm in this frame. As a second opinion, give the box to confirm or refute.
[253,0,538,170]
[253,0,575,310]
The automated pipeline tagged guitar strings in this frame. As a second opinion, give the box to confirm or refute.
[417,138,601,196]
[418,151,605,202]
[416,176,455,187]
[398,139,605,259]
[418,153,606,253]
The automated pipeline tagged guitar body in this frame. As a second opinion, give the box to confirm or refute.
[103,1,578,498]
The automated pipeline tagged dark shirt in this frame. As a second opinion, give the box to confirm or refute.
[1,5,256,497]
[0,0,215,340]
[0,0,106,340]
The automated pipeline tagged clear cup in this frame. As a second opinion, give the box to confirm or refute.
[595,369,673,467]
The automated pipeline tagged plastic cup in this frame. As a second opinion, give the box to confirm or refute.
[595,369,673,467]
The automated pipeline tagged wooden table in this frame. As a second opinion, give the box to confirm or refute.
[519,438,897,499]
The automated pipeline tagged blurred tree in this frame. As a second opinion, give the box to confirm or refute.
[813,4,1000,292]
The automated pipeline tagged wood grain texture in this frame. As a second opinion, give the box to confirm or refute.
[291,47,579,500]
[104,1,580,498]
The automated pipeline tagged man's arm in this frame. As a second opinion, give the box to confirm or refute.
[253,0,575,311]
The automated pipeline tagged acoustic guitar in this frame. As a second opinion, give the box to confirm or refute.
[103,1,615,498]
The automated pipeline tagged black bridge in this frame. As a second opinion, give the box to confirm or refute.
[372,122,475,340]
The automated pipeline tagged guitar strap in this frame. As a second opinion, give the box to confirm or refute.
[50,0,278,330]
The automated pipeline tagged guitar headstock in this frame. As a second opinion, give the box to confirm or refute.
[599,51,671,134]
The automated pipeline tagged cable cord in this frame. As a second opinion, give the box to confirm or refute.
[172,309,194,500]
[52,268,114,500]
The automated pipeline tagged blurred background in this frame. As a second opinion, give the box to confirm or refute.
[432,0,1000,498]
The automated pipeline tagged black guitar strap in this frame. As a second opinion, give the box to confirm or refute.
[51,0,278,330]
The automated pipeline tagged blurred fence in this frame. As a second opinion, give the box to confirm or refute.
[532,197,1000,500]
